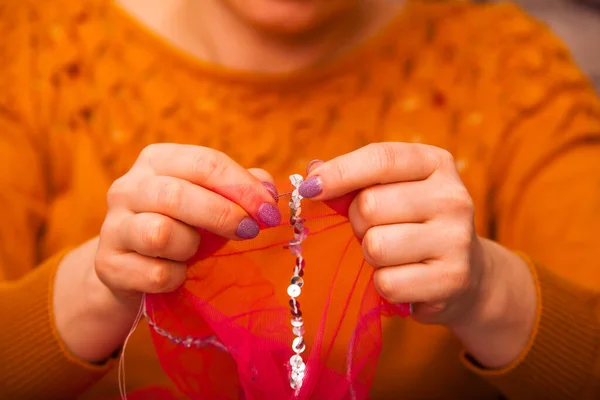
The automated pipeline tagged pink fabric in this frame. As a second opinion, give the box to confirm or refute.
[136,183,410,400]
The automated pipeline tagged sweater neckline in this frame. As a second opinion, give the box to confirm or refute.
[109,0,415,88]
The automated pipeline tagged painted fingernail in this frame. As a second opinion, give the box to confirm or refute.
[257,203,282,227]
[261,182,279,203]
[306,159,324,175]
[298,176,322,198]
[235,217,260,239]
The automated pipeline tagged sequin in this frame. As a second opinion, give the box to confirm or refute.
[290,377,300,390]
[290,354,303,368]
[289,243,303,256]
[287,284,301,298]
[291,276,304,288]
[293,326,305,337]
[291,308,302,318]
[289,174,303,187]
[287,173,309,390]
[292,337,306,353]
[291,370,305,381]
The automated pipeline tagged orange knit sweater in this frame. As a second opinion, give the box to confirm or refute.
[1,0,600,399]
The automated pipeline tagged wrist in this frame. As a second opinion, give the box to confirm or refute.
[450,238,537,369]
[53,238,140,363]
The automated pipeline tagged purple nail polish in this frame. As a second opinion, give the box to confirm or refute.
[235,217,260,239]
[257,203,282,227]
[305,159,324,175]
[298,176,322,198]
[262,182,279,203]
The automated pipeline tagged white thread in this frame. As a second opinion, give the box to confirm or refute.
[118,293,146,400]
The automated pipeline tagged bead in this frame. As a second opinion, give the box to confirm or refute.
[298,268,304,277]
[287,284,301,297]
[289,299,299,308]
[290,276,304,288]
[296,257,305,268]
[292,337,306,353]
[291,317,304,327]
[292,326,305,337]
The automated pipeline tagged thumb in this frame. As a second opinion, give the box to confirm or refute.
[304,159,356,218]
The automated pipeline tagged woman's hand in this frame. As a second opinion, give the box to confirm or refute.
[299,142,537,368]
[54,144,280,363]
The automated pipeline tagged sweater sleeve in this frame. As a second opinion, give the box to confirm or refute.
[0,2,111,398]
[460,5,600,399]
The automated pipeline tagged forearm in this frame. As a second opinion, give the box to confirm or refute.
[450,238,537,369]
[53,237,139,363]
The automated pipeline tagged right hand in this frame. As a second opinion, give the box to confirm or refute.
[96,143,281,302]
[53,144,280,362]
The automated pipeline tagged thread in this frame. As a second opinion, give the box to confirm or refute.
[118,294,146,400]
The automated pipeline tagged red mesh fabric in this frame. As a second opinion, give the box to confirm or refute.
[130,182,410,400]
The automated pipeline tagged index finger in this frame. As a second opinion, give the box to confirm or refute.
[299,143,443,200]
[138,144,281,226]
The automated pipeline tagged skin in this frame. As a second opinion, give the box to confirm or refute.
[300,145,536,368]
[54,0,536,371]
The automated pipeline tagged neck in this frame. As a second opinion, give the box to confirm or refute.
[115,0,403,74]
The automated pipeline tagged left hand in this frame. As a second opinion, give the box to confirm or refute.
[298,143,489,326]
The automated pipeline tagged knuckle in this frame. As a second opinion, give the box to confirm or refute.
[449,223,474,249]
[329,158,348,187]
[94,249,118,285]
[446,264,472,294]
[182,231,202,259]
[356,189,378,223]
[139,143,161,164]
[99,218,116,240]
[154,179,185,214]
[372,142,398,173]
[362,230,386,266]
[106,176,130,207]
[141,216,174,252]
[434,147,455,167]
[444,186,474,215]
[148,262,172,292]
[212,204,234,232]
[374,269,397,301]
[192,149,229,180]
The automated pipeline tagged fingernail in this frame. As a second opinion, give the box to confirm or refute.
[257,203,282,227]
[235,217,260,239]
[298,176,322,198]
[261,182,279,203]
[306,159,324,175]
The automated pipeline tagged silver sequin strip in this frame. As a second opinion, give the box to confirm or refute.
[145,311,228,353]
[287,174,308,391]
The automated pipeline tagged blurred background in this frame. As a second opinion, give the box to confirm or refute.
[490,0,600,90]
